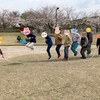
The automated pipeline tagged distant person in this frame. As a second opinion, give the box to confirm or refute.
[41,32,53,60]
[55,27,62,58]
[71,29,81,56]
[86,28,93,55]
[96,34,100,55]
[80,34,88,59]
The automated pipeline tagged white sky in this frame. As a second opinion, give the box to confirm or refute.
[0,0,100,13]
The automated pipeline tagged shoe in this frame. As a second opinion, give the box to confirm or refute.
[58,55,61,58]
[74,54,77,56]
[63,58,68,60]
[31,48,34,50]
[48,56,52,60]
[81,57,86,59]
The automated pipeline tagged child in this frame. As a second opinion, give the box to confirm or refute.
[41,32,53,60]
[55,27,62,58]
[0,49,4,58]
[71,29,81,56]
[96,34,100,55]
[63,30,71,60]
[80,34,88,59]
[23,27,36,50]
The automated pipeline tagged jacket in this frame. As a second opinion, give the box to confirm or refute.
[87,32,93,43]
[27,33,36,43]
[72,33,81,43]
[55,34,62,45]
[96,38,100,47]
[64,35,71,46]
[45,35,53,46]
[80,36,88,47]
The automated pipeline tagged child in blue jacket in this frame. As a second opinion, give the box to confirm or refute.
[41,32,53,60]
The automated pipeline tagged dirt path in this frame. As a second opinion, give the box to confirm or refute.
[0,45,96,59]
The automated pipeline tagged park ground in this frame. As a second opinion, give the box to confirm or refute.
[0,45,100,100]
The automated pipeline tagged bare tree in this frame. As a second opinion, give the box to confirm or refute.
[84,10,100,32]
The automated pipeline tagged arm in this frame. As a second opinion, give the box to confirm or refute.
[76,33,81,44]
[58,34,62,40]
[83,37,88,47]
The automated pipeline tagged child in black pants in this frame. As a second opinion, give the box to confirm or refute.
[96,35,100,55]
[80,36,88,59]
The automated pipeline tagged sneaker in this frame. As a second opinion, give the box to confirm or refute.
[58,55,61,58]
[31,48,34,50]
[81,57,86,59]
[48,56,52,60]
[63,58,68,60]
[74,53,77,56]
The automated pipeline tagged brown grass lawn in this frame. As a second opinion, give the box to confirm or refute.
[0,46,100,100]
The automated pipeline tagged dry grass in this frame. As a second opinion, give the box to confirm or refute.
[0,46,100,100]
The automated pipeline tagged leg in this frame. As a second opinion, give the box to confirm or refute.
[65,46,69,58]
[47,45,52,59]
[87,43,92,54]
[71,42,78,56]
[28,42,35,50]
[80,47,87,58]
[26,42,31,47]
[56,44,62,57]
[98,46,100,55]
[64,47,66,58]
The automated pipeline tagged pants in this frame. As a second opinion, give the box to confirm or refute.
[56,44,62,56]
[98,45,100,55]
[80,47,87,58]
[71,42,78,55]
[87,42,92,54]
[47,45,52,57]
[64,46,70,58]
[26,42,35,49]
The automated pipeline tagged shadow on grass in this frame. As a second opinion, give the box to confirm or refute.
[3,55,100,66]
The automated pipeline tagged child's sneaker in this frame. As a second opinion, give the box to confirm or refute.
[31,48,34,50]
[48,56,52,60]
[58,55,61,58]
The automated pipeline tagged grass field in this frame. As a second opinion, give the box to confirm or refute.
[0,46,100,100]
[0,32,100,100]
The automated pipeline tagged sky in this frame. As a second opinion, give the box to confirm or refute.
[0,0,100,13]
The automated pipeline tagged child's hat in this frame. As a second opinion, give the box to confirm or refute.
[71,29,77,34]
[86,27,91,32]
